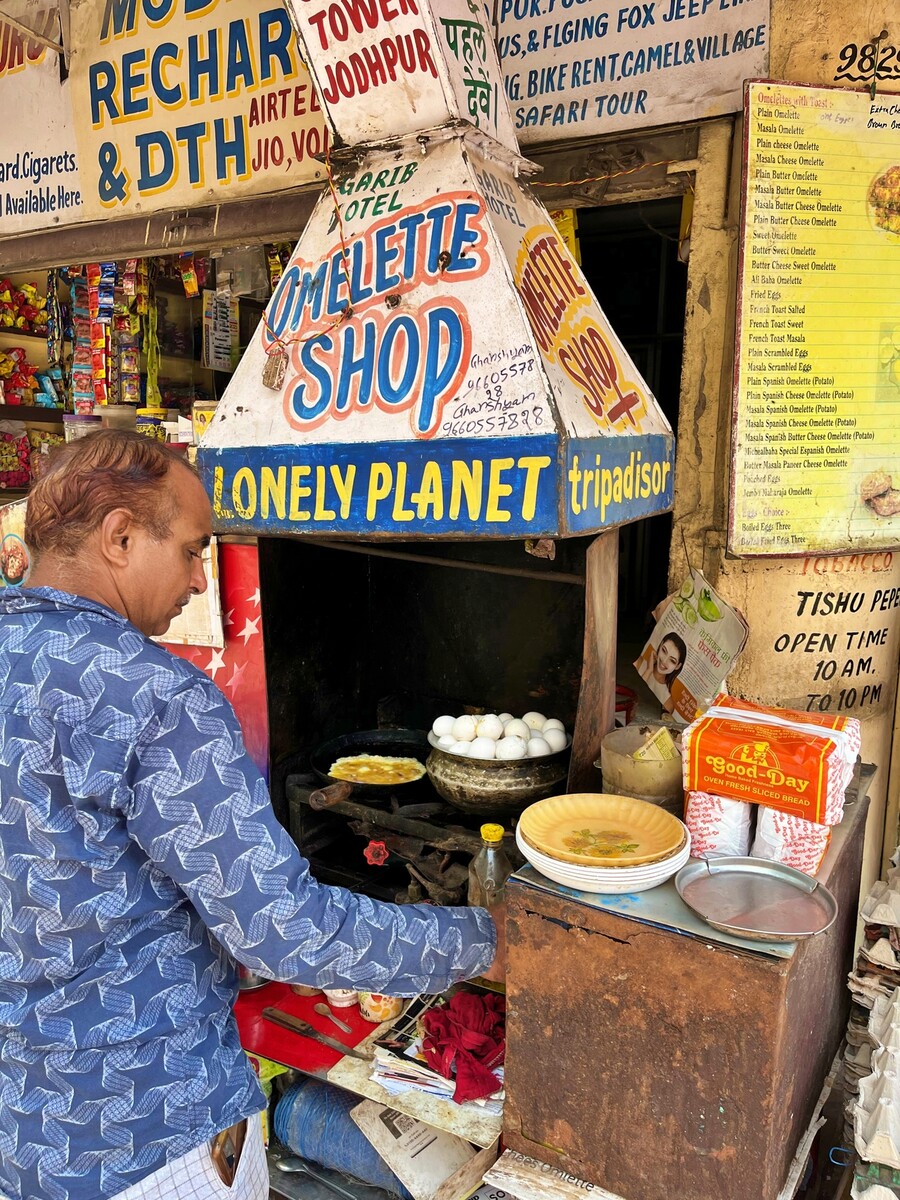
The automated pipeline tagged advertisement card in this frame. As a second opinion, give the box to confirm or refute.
[634,568,749,724]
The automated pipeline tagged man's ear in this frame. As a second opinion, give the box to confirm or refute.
[97,508,136,567]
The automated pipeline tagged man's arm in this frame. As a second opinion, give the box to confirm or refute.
[123,678,496,995]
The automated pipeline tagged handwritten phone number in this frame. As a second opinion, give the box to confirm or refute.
[834,41,900,82]
[465,359,537,395]
[441,406,546,436]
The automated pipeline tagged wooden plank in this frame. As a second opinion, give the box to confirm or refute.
[567,530,617,792]
[0,405,63,423]
[326,1054,502,1149]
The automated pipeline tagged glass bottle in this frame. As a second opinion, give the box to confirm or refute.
[468,823,512,910]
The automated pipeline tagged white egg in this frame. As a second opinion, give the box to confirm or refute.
[451,715,477,742]
[503,718,530,741]
[437,734,457,750]
[476,714,504,740]
[432,715,456,738]
[522,711,547,731]
[542,718,565,734]
[498,713,514,724]
[527,736,552,757]
[543,727,567,753]
[450,741,472,756]
[470,737,497,759]
[496,735,527,760]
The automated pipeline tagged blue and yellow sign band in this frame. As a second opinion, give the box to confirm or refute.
[564,434,675,533]
[198,432,674,538]
[198,437,560,537]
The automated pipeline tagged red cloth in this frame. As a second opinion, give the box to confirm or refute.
[421,992,505,1104]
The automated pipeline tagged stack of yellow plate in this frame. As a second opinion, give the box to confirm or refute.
[516,793,690,894]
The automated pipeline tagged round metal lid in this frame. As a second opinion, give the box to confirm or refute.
[675,856,839,943]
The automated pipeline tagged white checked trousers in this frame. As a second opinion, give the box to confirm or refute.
[112,1116,269,1200]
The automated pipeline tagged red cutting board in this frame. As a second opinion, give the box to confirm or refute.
[235,983,376,1073]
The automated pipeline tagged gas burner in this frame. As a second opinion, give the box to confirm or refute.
[282,773,522,906]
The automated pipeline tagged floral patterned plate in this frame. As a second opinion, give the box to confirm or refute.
[518,793,686,867]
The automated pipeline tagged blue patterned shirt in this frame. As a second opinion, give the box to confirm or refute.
[0,587,495,1200]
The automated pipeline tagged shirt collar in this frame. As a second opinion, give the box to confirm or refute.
[2,585,133,628]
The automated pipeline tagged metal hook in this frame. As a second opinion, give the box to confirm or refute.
[870,30,888,100]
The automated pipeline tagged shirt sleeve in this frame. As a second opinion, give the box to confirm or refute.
[122,678,496,995]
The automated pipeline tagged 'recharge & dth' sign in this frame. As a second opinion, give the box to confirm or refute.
[67,0,330,218]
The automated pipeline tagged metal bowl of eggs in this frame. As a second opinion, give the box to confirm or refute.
[426,711,571,817]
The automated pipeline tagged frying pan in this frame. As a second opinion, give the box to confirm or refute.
[309,728,430,810]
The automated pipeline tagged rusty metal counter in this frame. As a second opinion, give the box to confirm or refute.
[503,792,869,1200]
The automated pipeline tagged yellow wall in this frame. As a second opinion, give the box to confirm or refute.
[669,0,900,890]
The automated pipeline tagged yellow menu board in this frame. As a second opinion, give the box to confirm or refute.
[730,82,900,556]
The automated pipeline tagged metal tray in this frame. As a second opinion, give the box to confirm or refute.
[674,857,839,943]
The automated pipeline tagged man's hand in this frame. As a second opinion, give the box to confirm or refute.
[480,904,506,985]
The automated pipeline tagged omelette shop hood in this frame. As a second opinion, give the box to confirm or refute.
[196,0,674,540]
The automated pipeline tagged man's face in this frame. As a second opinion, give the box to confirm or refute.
[123,465,213,637]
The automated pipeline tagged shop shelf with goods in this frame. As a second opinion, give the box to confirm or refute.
[0,272,52,348]
[0,271,63,427]
[144,273,265,407]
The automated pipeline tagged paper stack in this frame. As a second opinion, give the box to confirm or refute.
[369,995,504,1117]
[371,1041,504,1117]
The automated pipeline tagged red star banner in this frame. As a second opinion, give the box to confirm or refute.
[165,542,269,779]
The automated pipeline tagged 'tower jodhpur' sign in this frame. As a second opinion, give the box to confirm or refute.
[499,0,771,143]
[283,0,518,151]
[67,0,329,219]
[0,0,84,233]
[197,0,673,538]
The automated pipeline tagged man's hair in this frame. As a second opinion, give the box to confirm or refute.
[26,430,193,559]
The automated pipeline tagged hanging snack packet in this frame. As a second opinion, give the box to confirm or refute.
[123,259,138,297]
[179,253,199,298]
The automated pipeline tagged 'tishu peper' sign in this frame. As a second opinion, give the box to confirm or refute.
[68,0,330,219]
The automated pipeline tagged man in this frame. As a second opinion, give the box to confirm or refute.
[0,431,499,1200]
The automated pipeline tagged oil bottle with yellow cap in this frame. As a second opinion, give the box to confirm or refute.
[467,823,512,910]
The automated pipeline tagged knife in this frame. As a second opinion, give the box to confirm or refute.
[262,1007,373,1060]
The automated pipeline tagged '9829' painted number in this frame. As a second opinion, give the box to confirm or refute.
[834,41,900,83]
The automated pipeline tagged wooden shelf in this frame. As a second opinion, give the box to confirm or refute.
[0,404,63,423]
[0,328,47,342]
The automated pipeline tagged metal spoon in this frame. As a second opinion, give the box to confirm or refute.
[274,1155,359,1200]
[313,1002,353,1034]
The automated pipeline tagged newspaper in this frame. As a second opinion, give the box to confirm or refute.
[634,568,748,725]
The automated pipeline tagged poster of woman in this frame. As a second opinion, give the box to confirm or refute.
[634,570,748,723]
[636,632,688,714]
